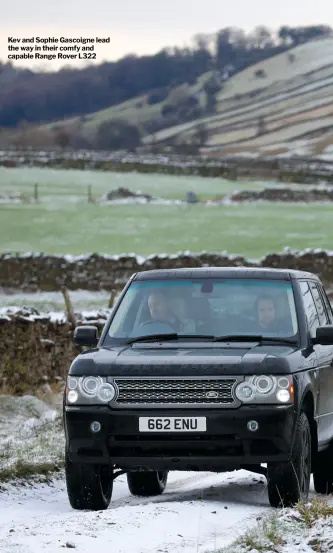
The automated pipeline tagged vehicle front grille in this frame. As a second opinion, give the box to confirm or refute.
[112,378,237,407]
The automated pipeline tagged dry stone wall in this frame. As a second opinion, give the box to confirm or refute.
[0,309,107,394]
[2,149,333,183]
[2,249,333,292]
[0,252,251,291]
[229,187,333,203]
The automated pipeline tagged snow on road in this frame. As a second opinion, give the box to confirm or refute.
[0,470,270,553]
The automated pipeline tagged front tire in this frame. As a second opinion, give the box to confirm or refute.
[313,443,333,494]
[267,412,311,508]
[127,470,168,496]
[65,452,113,510]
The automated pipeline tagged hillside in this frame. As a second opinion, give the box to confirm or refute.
[142,37,333,157]
[3,24,309,128]
[1,28,333,158]
[45,71,213,132]
[35,37,333,158]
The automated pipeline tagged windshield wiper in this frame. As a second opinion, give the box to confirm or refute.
[126,333,215,345]
[126,334,297,346]
[126,333,177,344]
[213,334,297,345]
[213,334,263,342]
[259,337,298,345]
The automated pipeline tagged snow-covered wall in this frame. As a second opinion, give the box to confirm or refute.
[1,248,333,291]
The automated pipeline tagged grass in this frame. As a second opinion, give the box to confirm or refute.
[241,518,284,551]
[1,167,333,258]
[0,166,266,201]
[220,499,333,553]
[296,498,333,528]
[0,451,63,483]
[1,192,333,257]
[0,395,64,485]
[221,513,293,553]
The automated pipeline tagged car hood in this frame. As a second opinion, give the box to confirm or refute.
[69,342,298,376]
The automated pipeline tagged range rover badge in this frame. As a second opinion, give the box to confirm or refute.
[206,391,218,399]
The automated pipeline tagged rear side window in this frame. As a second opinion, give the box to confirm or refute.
[299,281,320,338]
[309,282,328,325]
[318,284,333,324]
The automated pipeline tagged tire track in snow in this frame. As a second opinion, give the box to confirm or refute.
[0,470,270,553]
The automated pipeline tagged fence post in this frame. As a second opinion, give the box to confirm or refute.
[61,286,77,327]
[108,289,115,308]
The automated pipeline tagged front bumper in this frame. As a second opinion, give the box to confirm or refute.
[64,405,297,471]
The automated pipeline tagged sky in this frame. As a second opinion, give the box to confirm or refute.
[1,0,333,71]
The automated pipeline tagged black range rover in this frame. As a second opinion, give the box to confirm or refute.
[63,267,333,510]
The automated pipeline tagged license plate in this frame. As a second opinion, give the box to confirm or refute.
[139,417,206,432]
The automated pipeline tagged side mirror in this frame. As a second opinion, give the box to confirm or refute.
[73,325,99,347]
[315,325,333,345]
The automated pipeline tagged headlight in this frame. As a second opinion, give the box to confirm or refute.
[276,389,291,403]
[97,384,116,402]
[79,376,103,397]
[235,375,293,404]
[66,376,116,405]
[250,375,276,395]
[235,382,256,403]
[67,390,78,403]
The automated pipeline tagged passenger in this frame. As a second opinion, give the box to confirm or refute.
[255,295,278,331]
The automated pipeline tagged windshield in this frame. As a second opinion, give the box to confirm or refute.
[104,278,299,344]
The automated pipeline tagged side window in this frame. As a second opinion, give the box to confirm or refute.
[299,281,320,337]
[310,282,328,325]
[318,285,333,324]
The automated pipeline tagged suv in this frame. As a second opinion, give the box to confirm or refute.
[63,267,333,510]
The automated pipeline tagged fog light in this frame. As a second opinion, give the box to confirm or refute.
[247,420,259,432]
[90,421,101,433]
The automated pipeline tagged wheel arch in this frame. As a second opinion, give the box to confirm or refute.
[300,389,318,468]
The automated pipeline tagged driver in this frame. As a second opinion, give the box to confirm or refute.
[147,291,181,332]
